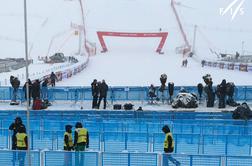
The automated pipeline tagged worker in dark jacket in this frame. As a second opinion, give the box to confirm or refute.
[64,125,73,166]
[74,122,89,166]
[216,79,227,108]
[16,125,28,166]
[162,125,180,166]
[41,79,48,101]
[50,72,57,87]
[32,79,40,100]
[10,76,20,105]
[23,79,32,106]
[9,117,26,150]
[91,79,99,109]
[97,80,108,109]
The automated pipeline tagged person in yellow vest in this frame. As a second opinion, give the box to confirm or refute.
[64,125,74,151]
[74,122,89,166]
[16,125,28,166]
[64,125,73,166]
[162,125,180,166]
[162,125,174,153]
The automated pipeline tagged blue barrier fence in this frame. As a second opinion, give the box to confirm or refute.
[1,130,252,156]
[1,86,252,101]
[0,150,40,166]
[1,119,252,133]
[1,150,252,166]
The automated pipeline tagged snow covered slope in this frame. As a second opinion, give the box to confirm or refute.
[59,0,252,86]
[1,0,252,86]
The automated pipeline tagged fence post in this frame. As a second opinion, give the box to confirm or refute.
[8,130,11,149]
[221,156,226,166]
[225,135,228,155]
[190,155,193,166]
[31,130,34,150]
[127,153,130,166]
[125,133,128,150]
[157,153,162,166]
[244,86,247,101]
[40,150,45,166]
[98,151,102,166]
[149,133,153,152]
[100,132,104,152]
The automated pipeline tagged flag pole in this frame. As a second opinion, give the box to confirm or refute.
[24,0,31,165]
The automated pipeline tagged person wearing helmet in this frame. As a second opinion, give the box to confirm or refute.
[16,125,28,166]
[9,117,26,150]
[162,125,180,166]
[64,125,73,166]
[74,122,89,166]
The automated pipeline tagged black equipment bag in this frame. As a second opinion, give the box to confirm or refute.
[113,104,122,110]
[124,103,133,110]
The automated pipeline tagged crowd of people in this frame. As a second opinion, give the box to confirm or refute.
[147,73,240,109]
[9,116,176,166]
[9,72,57,109]
[9,72,244,110]
[8,117,90,166]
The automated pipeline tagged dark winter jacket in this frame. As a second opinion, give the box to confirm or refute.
[91,81,99,97]
[32,80,40,99]
[42,80,48,87]
[217,80,226,97]
[50,73,57,82]
[9,123,26,136]
[10,77,20,89]
[99,82,108,97]
[23,80,32,99]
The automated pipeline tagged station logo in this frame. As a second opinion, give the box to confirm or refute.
[219,0,245,20]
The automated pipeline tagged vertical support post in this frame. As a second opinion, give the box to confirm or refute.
[225,135,228,155]
[190,155,193,166]
[125,133,128,150]
[157,153,162,166]
[127,153,131,166]
[221,156,226,166]
[31,131,33,150]
[98,151,102,166]
[192,25,197,54]
[244,86,247,101]
[40,150,45,166]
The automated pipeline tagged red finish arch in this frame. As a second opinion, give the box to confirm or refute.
[97,31,168,53]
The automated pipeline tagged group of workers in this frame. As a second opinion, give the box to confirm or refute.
[9,117,179,165]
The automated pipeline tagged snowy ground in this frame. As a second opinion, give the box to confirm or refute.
[0,99,248,112]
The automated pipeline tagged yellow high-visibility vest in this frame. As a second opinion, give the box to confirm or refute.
[64,132,73,147]
[164,133,174,149]
[76,128,87,144]
[16,133,27,148]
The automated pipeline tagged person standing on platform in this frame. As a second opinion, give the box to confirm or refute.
[91,79,99,109]
[74,122,89,166]
[50,72,57,87]
[97,80,108,109]
[16,126,28,166]
[64,125,73,166]
[9,117,26,150]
